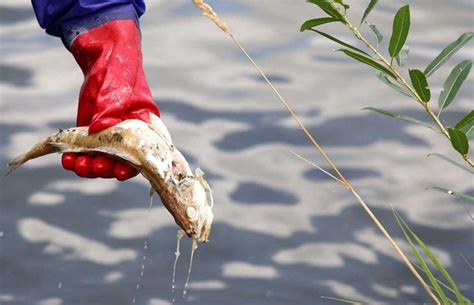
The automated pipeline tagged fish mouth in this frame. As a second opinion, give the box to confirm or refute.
[199,214,213,243]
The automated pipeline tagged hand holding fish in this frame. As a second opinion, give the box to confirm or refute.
[58,19,160,181]
[17,1,215,242]
[7,113,214,242]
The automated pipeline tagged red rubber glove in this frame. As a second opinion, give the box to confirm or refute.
[62,19,159,181]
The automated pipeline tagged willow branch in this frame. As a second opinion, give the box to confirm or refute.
[328,3,473,168]
[191,1,440,304]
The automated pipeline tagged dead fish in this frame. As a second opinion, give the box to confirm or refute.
[6,113,214,243]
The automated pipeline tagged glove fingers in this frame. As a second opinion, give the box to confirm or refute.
[61,153,138,181]
[74,155,95,178]
[61,153,77,171]
[91,156,115,178]
[114,162,139,181]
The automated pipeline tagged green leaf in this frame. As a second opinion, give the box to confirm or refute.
[414,262,471,303]
[300,17,339,32]
[393,211,450,304]
[425,32,474,77]
[399,213,465,303]
[397,213,464,304]
[363,107,437,130]
[409,69,431,102]
[307,0,344,20]
[333,0,349,10]
[427,153,474,174]
[416,237,465,305]
[320,296,362,305]
[448,128,469,155]
[389,5,410,58]
[377,73,412,97]
[338,49,397,79]
[430,187,474,202]
[365,22,383,44]
[396,45,409,67]
[455,111,474,139]
[311,30,370,56]
[438,60,472,110]
[360,0,378,25]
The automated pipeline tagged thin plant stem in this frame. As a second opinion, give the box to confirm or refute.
[233,31,440,303]
[328,3,474,168]
[191,1,440,304]
[320,296,363,305]
[462,155,474,167]
[462,205,474,221]
[459,253,474,271]
[228,32,351,189]
[291,151,345,185]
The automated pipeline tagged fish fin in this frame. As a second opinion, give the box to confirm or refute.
[5,154,26,176]
[194,167,213,207]
[195,167,204,178]
[148,113,173,144]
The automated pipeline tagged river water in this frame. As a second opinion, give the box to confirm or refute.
[0,1,473,304]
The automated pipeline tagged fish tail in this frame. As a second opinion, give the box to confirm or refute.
[5,154,26,176]
[6,140,59,176]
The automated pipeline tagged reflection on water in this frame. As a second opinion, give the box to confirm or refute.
[0,1,473,304]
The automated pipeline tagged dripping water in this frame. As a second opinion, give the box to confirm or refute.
[171,230,185,303]
[131,194,154,304]
[149,189,155,213]
[182,238,198,298]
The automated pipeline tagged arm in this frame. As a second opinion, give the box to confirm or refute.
[32,0,159,180]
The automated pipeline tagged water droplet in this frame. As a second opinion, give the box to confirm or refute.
[131,195,154,305]
[149,194,154,214]
[183,238,198,298]
[171,230,185,302]
[0,231,4,237]
[58,282,62,289]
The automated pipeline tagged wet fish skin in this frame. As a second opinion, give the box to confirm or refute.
[6,114,214,243]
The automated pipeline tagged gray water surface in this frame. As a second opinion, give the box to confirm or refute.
[1,1,473,304]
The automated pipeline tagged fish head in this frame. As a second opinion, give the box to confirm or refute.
[179,168,214,242]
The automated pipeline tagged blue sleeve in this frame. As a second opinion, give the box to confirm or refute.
[32,0,145,43]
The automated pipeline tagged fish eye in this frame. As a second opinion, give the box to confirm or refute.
[186,206,197,219]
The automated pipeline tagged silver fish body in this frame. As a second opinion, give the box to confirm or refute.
[7,113,214,242]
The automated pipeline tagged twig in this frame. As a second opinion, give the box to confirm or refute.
[320,296,363,305]
[460,253,474,271]
[191,1,440,304]
[463,205,474,221]
[291,151,345,185]
[328,3,473,168]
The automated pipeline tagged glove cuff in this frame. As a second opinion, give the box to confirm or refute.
[60,4,140,49]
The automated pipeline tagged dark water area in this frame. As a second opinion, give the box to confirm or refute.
[1,1,473,304]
